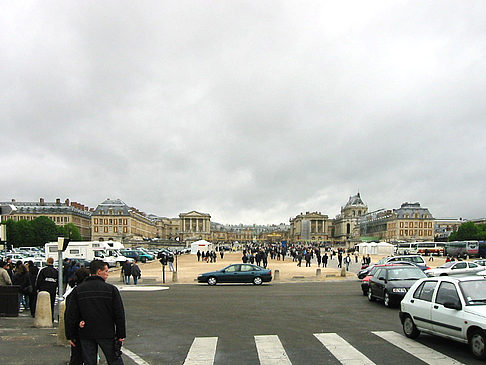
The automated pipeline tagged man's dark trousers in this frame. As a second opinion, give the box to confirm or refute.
[80,338,124,365]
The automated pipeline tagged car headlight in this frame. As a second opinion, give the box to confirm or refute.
[392,288,407,293]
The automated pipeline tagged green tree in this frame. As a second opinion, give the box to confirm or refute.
[449,221,480,241]
[31,216,58,245]
[17,219,36,246]
[5,219,21,247]
[57,223,82,241]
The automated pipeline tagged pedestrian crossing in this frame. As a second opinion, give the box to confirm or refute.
[180,331,465,365]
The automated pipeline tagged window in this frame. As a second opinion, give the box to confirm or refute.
[94,218,98,224]
[94,227,99,233]
[123,227,128,233]
[119,219,122,224]
[469,263,479,268]
[104,219,108,225]
[104,227,108,233]
[419,230,423,236]
[435,282,460,306]
[419,222,423,228]
[225,265,239,272]
[452,262,467,270]
[241,265,255,272]
[413,281,437,301]
[400,222,404,228]
[114,226,118,233]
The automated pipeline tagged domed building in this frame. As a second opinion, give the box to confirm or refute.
[333,193,368,242]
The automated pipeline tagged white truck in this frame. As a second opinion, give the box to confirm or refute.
[44,241,130,267]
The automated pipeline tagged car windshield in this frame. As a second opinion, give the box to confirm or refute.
[387,267,426,280]
[438,262,456,269]
[402,256,425,264]
[377,258,388,265]
[459,280,486,305]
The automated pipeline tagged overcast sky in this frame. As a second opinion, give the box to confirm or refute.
[2,1,486,224]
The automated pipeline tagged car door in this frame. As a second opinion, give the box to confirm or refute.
[239,264,256,282]
[450,262,468,275]
[431,281,465,340]
[222,264,241,283]
[467,262,483,274]
[371,268,387,299]
[408,280,438,331]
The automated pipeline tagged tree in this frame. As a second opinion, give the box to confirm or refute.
[5,219,21,247]
[449,222,480,241]
[57,223,82,241]
[31,216,58,245]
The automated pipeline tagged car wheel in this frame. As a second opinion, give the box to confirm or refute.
[208,277,217,286]
[253,276,263,285]
[402,315,420,339]
[362,288,367,296]
[470,329,486,360]
[368,287,374,301]
[384,291,393,308]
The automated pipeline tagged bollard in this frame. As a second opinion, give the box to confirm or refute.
[172,271,178,283]
[34,291,53,328]
[57,300,70,346]
[316,268,321,277]
[274,269,280,281]
[340,266,346,277]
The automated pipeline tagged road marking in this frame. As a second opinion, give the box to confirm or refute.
[254,335,292,365]
[123,348,150,365]
[372,331,464,365]
[116,286,169,292]
[183,337,218,365]
[314,333,375,365]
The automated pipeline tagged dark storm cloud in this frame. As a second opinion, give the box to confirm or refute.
[1,1,486,223]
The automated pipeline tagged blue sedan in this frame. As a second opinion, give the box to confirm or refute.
[197,264,272,286]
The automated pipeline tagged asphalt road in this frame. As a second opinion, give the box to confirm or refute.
[121,280,482,365]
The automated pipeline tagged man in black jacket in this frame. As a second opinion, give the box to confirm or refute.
[65,260,126,365]
[35,257,58,320]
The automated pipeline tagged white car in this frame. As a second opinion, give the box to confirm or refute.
[400,276,486,360]
[426,261,483,277]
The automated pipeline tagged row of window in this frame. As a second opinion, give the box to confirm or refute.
[94,218,128,225]
[400,230,433,236]
[7,216,70,223]
[94,226,129,233]
[400,221,433,229]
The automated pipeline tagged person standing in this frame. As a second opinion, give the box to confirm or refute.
[35,257,58,320]
[26,260,39,317]
[0,260,12,285]
[305,252,311,267]
[344,254,351,271]
[197,250,201,262]
[168,254,175,272]
[316,251,322,267]
[65,260,126,365]
[121,260,132,285]
[322,253,328,268]
[12,263,31,312]
[131,261,141,285]
[337,252,343,268]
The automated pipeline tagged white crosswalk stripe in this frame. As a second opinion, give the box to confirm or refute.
[183,337,218,365]
[314,333,375,365]
[372,331,464,365]
[178,331,464,365]
[255,335,292,365]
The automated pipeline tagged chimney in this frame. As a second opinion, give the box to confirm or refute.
[65,199,70,206]
[40,198,44,205]
[56,198,61,205]
[11,199,16,203]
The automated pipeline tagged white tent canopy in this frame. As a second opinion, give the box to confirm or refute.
[376,241,395,256]
[190,240,214,254]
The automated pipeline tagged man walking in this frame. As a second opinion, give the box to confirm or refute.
[345,254,352,271]
[35,257,58,320]
[66,260,126,365]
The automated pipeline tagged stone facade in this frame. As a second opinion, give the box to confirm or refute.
[289,211,330,242]
[359,202,434,242]
[0,198,92,240]
[179,211,211,241]
[91,198,157,241]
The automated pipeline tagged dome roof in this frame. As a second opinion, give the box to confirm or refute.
[344,193,366,208]
[93,198,129,215]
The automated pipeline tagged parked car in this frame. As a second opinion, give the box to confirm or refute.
[368,265,427,307]
[361,262,416,295]
[474,259,486,267]
[359,255,429,279]
[400,276,486,360]
[426,261,483,277]
[198,263,272,286]
[120,249,154,263]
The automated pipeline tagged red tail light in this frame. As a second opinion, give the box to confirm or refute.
[269,270,272,275]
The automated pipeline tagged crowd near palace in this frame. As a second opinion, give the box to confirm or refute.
[1,193,485,248]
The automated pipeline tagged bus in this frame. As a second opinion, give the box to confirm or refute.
[395,242,418,255]
[445,241,479,258]
[416,242,445,256]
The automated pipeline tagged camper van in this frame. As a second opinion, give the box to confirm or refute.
[44,241,124,267]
